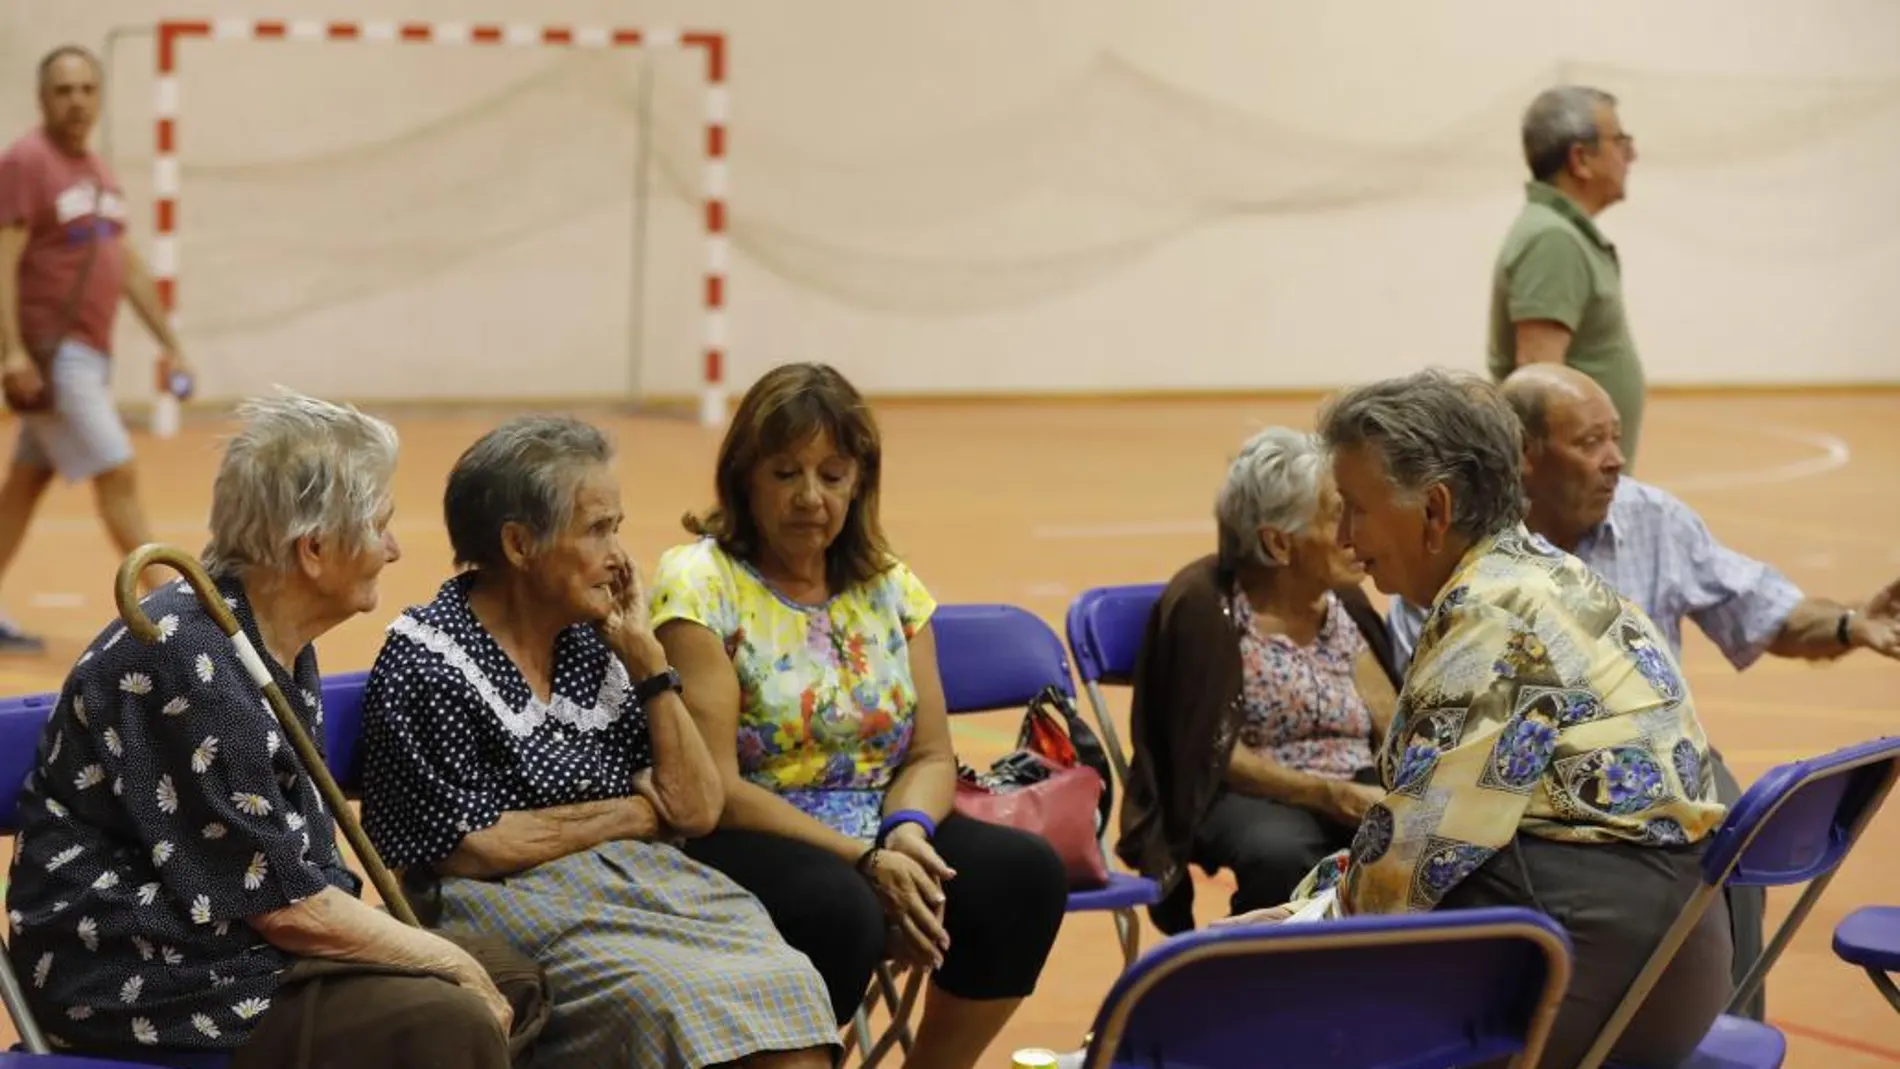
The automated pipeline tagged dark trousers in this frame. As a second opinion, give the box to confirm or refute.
[1172,759,1766,1026]
[1190,789,1361,915]
[1175,767,1382,925]
[1454,835,1733,1069]
[683,813,1069,1024]
[230,931,548,1069]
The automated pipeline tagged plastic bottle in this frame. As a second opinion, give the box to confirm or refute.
[151,357,194,438]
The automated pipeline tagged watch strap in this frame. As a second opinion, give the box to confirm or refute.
[631,666,682,704]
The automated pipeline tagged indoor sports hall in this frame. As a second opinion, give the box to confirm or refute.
[2,3,1897,1067]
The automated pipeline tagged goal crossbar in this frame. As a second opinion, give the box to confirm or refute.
[152,17,730,427]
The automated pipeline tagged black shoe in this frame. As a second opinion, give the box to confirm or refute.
[1146,875,1197,936]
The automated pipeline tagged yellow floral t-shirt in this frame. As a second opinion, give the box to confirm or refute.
[649,538,937,839]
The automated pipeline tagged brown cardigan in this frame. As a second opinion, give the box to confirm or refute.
[1114,554,1404,898]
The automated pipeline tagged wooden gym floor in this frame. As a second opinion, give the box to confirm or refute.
[2,389,1898,1064]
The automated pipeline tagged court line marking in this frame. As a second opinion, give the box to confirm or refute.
[1690,499,1896,553]
[1773,1020,1900,1064]
[1714,703,1900,728]
[1031,418,1849,541]
[1031,519,1211,541]
[1664,421,1851,493]
[28,593,85,609]
[13,515,684,537]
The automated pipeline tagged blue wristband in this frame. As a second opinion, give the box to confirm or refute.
[876,809,937,847]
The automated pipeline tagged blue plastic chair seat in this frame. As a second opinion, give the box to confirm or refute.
[0,1054,214,1069]
[1083,906,1575,1069]
[1612,1014,1786,1069]
[1833,905,1900,972]
[1066,871,1161,913]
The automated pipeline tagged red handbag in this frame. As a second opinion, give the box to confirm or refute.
[951,691,1111,890]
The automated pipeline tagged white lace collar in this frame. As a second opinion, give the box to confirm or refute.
[387,614,630,739]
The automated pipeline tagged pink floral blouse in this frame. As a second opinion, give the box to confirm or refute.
[1232,587,1375,780]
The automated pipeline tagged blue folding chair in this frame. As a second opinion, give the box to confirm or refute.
[1078,906,1573,1069]
[2,693,211,1069]
[934,603,1162,964]
[1064,583,1164,792]
[1578,734,1900,1069]
[846,604,1167,1068]
[1,692,59,1058]
[319,669,373,794]
[0,1055,184,1068]
[1832,905,1900,1013]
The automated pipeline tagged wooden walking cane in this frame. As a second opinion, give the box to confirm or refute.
[115,543,421,927]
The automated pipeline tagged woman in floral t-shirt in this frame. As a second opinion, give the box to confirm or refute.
[652,363,1066,1069]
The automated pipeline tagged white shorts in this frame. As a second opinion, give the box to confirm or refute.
[13,338,134,483]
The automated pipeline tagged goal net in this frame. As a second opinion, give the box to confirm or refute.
[101,25,1900,412]
[116,19,728,430]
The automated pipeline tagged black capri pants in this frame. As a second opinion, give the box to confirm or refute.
[684,813,1069,1024]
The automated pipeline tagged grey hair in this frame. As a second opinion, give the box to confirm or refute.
[37,45,101,91]
[1317,369,1526,541]
[1500,379,1552,443]
[201,390,400,579]
[1214,427,1328,571]
[1522,86,1617,182]
[444,416,614,570]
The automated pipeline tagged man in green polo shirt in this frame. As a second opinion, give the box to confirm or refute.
[1487,86,1648,466]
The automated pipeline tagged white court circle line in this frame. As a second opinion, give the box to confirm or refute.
[1032,419,1851,541]
[1663,422,1850,493]
[29,593,86,609]
[16,517,447,537]
[1031,519,1213,541]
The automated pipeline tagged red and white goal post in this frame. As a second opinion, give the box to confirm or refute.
[148,17,731,432]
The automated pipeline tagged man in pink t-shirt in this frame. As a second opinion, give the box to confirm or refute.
[0,46,194,653]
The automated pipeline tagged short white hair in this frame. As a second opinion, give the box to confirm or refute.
[1214,427,1327,571]
[201,390,400,578]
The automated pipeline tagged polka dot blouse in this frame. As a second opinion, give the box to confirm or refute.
[359,573,656,871]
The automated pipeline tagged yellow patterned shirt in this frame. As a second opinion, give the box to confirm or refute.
[649,537,937,839]
[1297,525,1725,915]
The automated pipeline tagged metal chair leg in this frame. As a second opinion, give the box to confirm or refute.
[846,962,924,1069]
[1866,967,1900,1014]
[1114,908,1141,968]
[842,1005,875,1061]
[0,946,50,1054]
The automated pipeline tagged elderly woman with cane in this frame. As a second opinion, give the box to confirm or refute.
[357,415,838,1069]
[4,391,544,1067]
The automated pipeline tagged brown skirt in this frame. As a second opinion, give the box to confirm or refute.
[227,930,550,1069]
